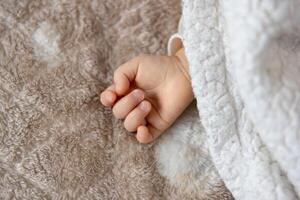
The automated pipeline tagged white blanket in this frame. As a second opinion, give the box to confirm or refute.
[155,0,300,199]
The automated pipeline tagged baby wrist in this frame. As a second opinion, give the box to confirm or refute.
[175,48,191,82]
[167,34,191,82]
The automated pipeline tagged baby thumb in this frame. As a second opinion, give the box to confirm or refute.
[114,56,140,96]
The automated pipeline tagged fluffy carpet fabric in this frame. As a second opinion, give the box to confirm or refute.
[170,0,300,199]
[0,0,232,199]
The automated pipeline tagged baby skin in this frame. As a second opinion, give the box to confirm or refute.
[100,48,194,143]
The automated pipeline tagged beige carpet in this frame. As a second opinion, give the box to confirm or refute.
[0,0,231,199]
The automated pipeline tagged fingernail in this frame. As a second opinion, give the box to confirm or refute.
[106,93,114,102]
[133,90,144,101]
[140,101,150,112]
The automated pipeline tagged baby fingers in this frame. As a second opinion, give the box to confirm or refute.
[100,85,117,107]
[112,89,145,119]
[136,125,162,144]
[123,100,151,132]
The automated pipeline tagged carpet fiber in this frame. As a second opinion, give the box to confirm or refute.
[0,0,229,199]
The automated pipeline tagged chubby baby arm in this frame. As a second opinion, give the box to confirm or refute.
[100,48,194,143]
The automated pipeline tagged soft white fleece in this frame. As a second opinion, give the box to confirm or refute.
[156,0,300,199]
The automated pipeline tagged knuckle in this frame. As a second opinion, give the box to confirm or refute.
[130,89,144,102]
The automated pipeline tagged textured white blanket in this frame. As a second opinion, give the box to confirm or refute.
[156,0,300,199]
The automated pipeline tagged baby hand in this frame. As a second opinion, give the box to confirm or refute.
[100,49,194,143]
